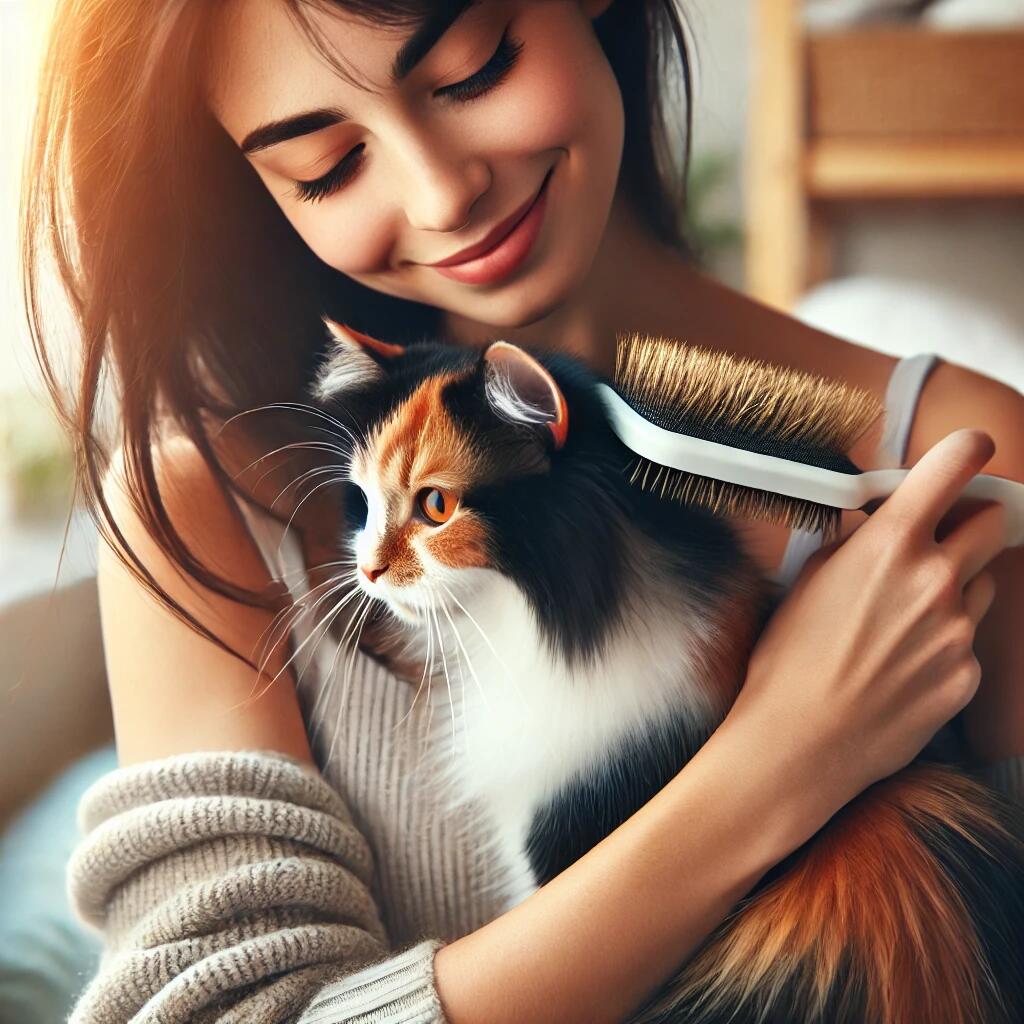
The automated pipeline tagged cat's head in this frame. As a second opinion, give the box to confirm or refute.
[308,317,632,654]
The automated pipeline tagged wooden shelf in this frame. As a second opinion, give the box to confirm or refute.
[746,1,1024,310]
[806,30,1024,140]
[807,139,1024,199]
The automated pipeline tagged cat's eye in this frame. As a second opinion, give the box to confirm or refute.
[417,487,459,525]
[292,29,524,205]
[344,481,369,528]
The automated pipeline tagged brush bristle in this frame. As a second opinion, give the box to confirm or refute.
[613,333,885,535]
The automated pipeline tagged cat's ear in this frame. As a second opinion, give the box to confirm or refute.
[482,341,568,450]
[312,317,405,401]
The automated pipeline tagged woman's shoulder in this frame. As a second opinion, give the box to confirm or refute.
[905,360,1024,482]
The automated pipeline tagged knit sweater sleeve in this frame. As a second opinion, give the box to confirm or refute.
[65,749,451,1024]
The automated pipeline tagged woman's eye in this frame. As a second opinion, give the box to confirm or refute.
[290,31,524,206]
[417,487,459,525]
[435,30,525,104]
[293,143,366,205]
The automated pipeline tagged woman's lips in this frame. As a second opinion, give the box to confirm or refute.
[426,167,553,286]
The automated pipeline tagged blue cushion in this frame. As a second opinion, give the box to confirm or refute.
[0,744,117,1023]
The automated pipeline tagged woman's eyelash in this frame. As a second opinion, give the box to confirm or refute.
[292,143,366,205]
[435,29,525,104]
[292,31,525,205]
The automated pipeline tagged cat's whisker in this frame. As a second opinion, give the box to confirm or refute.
[391,611,434,736]
[246,572,353,700]
[428,601,458,752]
[307,579,369,750]
[441,602,472,759]
[230,579,349,716]
[248,569,358,679]
[269,465,348,512]
[327,594,375,774]
[419,605,439,768]
[272,557,357,583]
[245,441,351,499]
[273,474,353,562]
[216,400,362,447]
[438,595,491,714]
[439,582,521,705]
[306,599,359,756]
[257,584,363,720]
[246,559,360,673]
[413,607,439,772]
[336,594,375,722]
[230,439,355,481]
[244,574,367,710]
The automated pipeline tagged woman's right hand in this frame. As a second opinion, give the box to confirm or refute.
[722,428,1005,843]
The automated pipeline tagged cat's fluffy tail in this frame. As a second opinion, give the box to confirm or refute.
[635,762,1024,1024]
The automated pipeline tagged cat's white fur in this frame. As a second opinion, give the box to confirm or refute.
[312,336,383,402]
[483,359,556,428]
[375,540,727,911]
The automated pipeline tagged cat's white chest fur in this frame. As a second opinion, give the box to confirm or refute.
[418,564,722,908]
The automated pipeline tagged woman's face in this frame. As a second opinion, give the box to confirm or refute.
[207,0,623,330]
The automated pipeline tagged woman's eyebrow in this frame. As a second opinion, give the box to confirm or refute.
[240,0,479,156]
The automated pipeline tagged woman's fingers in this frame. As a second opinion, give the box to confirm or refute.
[940,500,1008,589]
[876,429,996,543]
[962,569,997,626]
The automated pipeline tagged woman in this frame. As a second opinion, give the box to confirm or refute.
[21,1,1023,1021]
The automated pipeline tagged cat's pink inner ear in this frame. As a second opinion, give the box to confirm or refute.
[483,341,569,450]
[322,316,406,359]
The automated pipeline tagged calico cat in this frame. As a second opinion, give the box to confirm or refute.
[307,319,1024,1024]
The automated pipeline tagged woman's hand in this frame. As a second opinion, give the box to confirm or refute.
[721,428,1005,844]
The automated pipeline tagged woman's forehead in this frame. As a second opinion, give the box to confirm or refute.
[206,0,496,145]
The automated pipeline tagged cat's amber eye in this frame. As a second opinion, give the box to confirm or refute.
[417,487,459,525]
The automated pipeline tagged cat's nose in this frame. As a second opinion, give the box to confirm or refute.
[361,563,389,583]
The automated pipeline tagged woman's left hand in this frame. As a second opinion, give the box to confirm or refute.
[898,362,1024,765]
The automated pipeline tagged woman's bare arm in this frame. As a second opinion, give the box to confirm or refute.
[99,436,313,765]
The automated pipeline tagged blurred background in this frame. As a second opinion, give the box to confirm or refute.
[1,0,1023,1019]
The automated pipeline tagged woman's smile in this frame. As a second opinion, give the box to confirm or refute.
[425,162,553,286]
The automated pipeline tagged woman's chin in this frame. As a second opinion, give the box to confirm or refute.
[440,263,583,332]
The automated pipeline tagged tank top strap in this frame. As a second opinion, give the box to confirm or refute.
[874,352,941,468]
[770,352,941,589]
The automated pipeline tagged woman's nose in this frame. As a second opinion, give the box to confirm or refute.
[400,145,491,234]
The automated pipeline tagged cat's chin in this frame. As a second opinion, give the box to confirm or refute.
[383,597,419,624]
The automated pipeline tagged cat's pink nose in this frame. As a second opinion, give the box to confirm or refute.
[361,563,389,583]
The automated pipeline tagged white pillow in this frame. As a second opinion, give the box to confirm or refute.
[923,0,1024,29]
[804,0,926,29]
[795,275,1024,394]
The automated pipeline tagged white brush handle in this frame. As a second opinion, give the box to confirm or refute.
[598,384,1024,548]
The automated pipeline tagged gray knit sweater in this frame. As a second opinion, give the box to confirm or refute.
[64,501,1024,1024]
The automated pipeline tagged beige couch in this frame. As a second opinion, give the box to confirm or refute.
[0,576,114,831]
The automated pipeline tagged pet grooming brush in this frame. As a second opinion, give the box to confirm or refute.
[598,333,1024,547]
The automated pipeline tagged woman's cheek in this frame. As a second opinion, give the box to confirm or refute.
[511,4,621,149]
[295,199,396,277]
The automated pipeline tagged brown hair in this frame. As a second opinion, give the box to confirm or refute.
[19,0,694,668]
